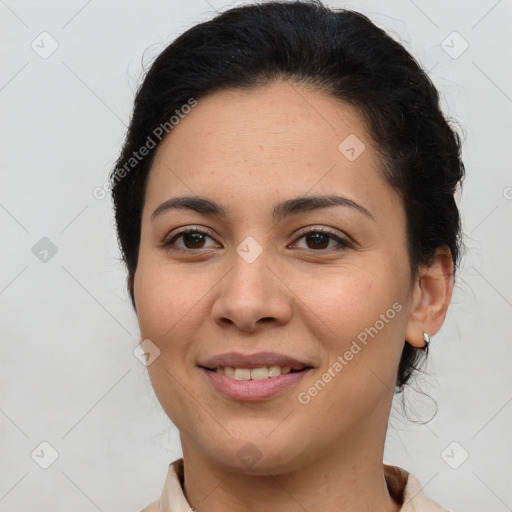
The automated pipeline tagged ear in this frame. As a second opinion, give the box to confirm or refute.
[404,246,454,348]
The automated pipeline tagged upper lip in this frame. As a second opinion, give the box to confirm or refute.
[198,352,314,371]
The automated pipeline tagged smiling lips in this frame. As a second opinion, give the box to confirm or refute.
[198,351,314,401]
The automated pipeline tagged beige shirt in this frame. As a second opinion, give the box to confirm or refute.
[141,458,449,512]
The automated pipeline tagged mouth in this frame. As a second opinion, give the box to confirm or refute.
[197,352,315,401]
[197,351,315,381]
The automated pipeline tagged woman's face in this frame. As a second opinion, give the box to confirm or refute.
[134,81,417,473]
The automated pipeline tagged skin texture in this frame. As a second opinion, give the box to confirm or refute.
[133,80,454,512]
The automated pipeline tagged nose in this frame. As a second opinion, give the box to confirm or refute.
[211,250,293,333]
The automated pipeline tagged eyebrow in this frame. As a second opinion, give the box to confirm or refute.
[150,194,375,223]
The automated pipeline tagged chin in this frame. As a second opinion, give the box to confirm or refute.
[195,433,313,476]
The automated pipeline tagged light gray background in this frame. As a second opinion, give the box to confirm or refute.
[1,0,511,511]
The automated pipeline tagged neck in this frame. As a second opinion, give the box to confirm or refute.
[180,429,401,512]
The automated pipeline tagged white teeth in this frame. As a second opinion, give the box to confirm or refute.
[234,368,251,380]
[268,365,282,377]
[250,367,269,380]
[224,366,235,378]
[215,366,292,380]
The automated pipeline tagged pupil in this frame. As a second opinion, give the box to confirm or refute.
[185,232,204,248]
[307,233,328,249]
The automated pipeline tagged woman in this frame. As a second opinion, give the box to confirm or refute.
[110,1,464,510]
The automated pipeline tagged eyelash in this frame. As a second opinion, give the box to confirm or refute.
[161,225,353,253]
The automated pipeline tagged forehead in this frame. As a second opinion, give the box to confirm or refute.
[155,80,370,163]
[144,80,400,225]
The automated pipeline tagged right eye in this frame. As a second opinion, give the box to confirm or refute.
[162,227,221,252]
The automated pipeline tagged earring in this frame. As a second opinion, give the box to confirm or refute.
[423,332,430,354]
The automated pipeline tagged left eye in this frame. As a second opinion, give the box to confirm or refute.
[291,228,352,251]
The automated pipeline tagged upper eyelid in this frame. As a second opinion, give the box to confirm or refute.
[293,225,345,238]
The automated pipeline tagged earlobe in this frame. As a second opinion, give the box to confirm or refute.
[404,246,454,348]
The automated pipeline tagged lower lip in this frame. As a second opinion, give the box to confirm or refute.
[200,368,312,401]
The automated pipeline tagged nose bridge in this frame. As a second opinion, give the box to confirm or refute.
[212,237,291,330]
[228,240,276,301]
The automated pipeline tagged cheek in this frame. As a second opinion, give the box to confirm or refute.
[293,269,405,411]
[292,260,408,397]
[134,264,207,428]
[133,261,204,347]
[292,263,400,341]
